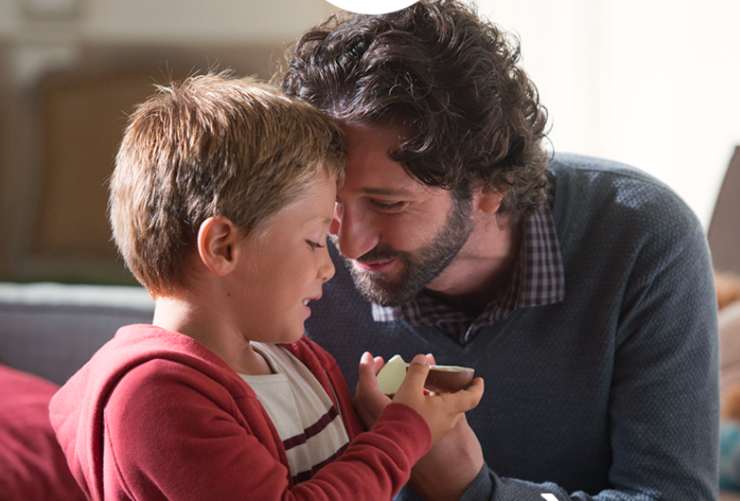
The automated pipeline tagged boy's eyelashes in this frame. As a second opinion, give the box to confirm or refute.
[305,239,326,250]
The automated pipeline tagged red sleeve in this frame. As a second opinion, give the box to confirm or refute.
[104,359,431,500]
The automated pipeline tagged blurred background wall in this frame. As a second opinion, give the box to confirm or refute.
[0,0,334,284]
[0,0,738,285]
[478,0,740,231]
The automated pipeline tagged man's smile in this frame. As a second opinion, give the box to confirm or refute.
[353,257,397,273]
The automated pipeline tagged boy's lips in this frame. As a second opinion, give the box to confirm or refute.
[353,257,396,272]
[302,295,321,318]
[302,294,322,306]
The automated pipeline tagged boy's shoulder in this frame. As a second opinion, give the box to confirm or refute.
[100,324,243,382]
[48,323,256,491]
[51,324,250,421]
[104,354,244,424]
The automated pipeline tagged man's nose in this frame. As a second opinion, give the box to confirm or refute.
[330,205,378,260]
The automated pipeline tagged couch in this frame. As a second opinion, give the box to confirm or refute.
[0,283,153,500]
[0,282,153,385]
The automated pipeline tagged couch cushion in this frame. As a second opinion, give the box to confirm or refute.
[0,364,85,500]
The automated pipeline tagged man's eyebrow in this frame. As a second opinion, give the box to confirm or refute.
[359,187,415,197]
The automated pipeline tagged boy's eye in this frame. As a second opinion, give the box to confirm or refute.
[306,239,325,250]
[369,199,408,211]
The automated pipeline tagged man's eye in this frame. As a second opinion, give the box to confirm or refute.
[369,200,408,211]
[306,239,325,250]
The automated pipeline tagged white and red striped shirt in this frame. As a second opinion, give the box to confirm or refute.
[241,342,350,483]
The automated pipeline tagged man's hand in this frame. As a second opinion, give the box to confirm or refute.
[354,351,391,428]
[409,415,485,501]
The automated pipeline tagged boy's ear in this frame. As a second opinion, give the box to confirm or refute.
[196,216,242,276]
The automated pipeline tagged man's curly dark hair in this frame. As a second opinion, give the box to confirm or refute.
[279,0,550,215]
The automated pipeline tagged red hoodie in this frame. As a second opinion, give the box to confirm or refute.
[49,324,431,500]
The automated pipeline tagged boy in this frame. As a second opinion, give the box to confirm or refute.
[49,73,483,500]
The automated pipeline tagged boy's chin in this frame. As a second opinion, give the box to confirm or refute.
[247,324,304,345]
[272,325,305,344]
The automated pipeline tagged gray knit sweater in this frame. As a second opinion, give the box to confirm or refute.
[306,153,719,500]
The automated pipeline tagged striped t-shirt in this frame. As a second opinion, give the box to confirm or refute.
[241,342,350,483]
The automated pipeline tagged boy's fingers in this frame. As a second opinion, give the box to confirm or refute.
[410,353,428,365]
[446,377,485,413]
[357,352,380,391]
[398,356,431,394]
[359,351,372,371]
[355,352,392,426]
[372,356,385,375]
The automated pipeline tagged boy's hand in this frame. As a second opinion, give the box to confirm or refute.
[354,352,390,428]
[393,354,484,443]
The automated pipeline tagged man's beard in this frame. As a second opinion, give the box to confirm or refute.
[341,195,474,306]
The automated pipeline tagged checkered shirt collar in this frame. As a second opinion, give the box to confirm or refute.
[371,207,565,341]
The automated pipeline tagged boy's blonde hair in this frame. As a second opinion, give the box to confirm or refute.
[109,73,345,296]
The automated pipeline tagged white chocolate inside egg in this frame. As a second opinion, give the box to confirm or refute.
[377,355,409,395]
[376,354,474,394]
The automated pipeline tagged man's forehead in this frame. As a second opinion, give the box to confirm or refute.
[341,124,429,195]
[340,166,432,197]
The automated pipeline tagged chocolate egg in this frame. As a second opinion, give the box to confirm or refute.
[425,364,475,393]
[376,355,475,394]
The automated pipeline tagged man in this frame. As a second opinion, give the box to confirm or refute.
[281,1,718,499]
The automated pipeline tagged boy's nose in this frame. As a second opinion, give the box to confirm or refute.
[318,249,335,283]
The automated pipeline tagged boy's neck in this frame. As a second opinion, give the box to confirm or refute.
[152,294,272,376]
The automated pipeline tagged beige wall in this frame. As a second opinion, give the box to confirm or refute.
[0,0,334,42]
[478,0,740,227]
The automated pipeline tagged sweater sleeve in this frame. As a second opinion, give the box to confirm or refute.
[104,359,431,501]
[446,193,720,500]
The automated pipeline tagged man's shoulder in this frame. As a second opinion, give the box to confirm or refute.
[549,152,700,231]
[550,152,671,193]
[548,153,708,291]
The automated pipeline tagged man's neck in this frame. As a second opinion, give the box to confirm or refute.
[425,212,521,312]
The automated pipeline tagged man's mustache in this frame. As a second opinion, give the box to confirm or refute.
[329,236,402,264]
[356,246,401,264]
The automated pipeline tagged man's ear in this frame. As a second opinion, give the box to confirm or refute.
[474,189,505,214]
[196,216,242,276]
